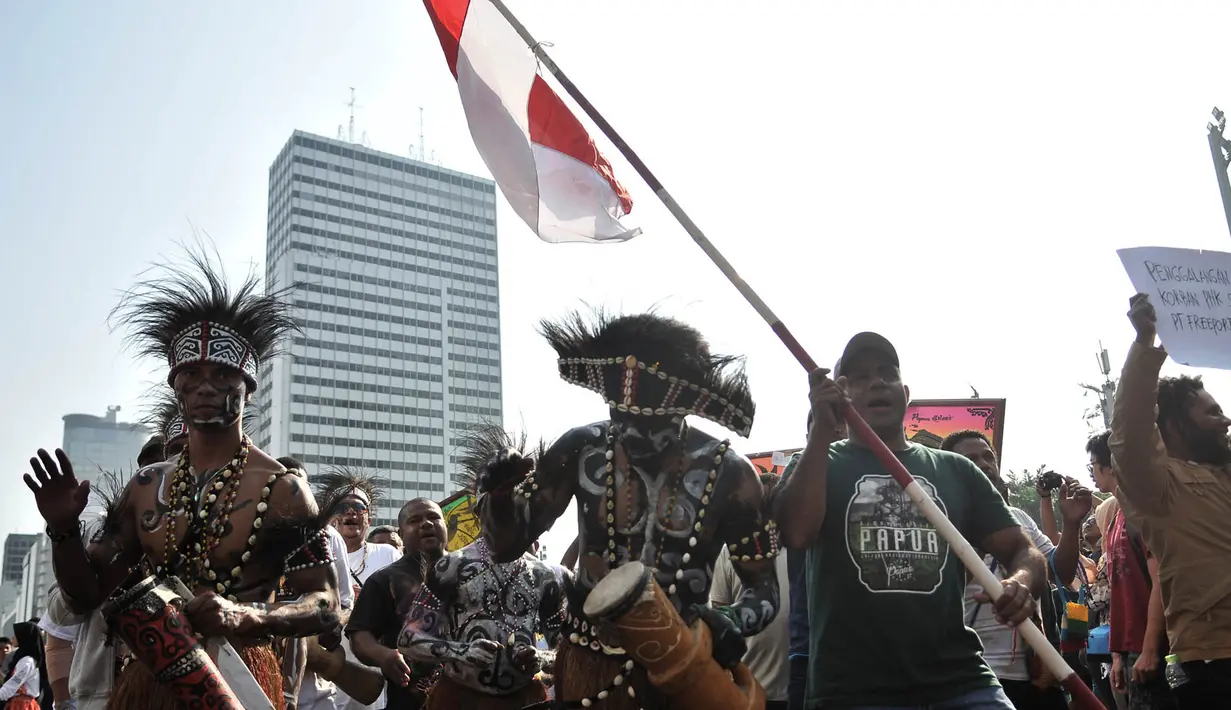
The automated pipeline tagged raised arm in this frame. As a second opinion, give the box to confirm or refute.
[776,370,846,549]
[25,449,144,615]
[458,424,583,554]
[1050,478,1093,588]
[1109,295,1172,517]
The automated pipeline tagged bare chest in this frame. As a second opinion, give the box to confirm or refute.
[132,466,281,598]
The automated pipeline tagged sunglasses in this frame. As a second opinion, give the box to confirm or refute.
[335,501,369,515]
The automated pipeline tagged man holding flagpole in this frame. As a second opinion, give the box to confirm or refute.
[777,333,1044,709]
[421,0,1100,706]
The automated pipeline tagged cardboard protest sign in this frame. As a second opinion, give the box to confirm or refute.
[1117,247,1231,369]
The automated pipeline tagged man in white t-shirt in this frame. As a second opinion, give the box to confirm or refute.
[942,430,1091,710]
[315,468,401,710]
[710,471,790,710]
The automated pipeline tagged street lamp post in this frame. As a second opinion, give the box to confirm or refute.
[1207,107,1231,238]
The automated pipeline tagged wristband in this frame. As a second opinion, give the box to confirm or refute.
[45,522,82,543]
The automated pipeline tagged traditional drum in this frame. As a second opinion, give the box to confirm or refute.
[583,562,765,710]
[304,638,386,705]
[101,576,242,709]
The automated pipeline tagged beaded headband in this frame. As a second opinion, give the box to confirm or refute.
[558,354,753,437]
[168,321,259,387]
[163,412,188,444]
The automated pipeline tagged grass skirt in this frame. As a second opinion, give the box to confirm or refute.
[106,643,285,710]
[425,673,548,710]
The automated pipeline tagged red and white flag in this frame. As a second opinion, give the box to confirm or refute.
[424,0,640,244]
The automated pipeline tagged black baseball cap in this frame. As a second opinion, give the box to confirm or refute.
[834,332,899,378]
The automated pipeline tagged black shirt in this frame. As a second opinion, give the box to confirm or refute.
[347,554,436,710]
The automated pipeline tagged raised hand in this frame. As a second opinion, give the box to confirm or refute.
[480,448,535,495]
[23,449,90,533]
[1058,477,1093,525]
[808,370,848,441]
[1128,293,1157,346]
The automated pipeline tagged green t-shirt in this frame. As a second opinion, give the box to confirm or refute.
[792,440,1015,708]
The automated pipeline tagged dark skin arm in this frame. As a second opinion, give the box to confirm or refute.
[717,459,781,636]
[776,371,846,549]
[185,476,340,639]
[560,536,580,570]
[975,526,1045,626]
[352,630,413,687]
[491,426,587,548]
[24,449,144,614]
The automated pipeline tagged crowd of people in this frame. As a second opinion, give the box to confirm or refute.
[8,251,1230,710]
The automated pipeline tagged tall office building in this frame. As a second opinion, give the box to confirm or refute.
[2,534,37,585]
[16,535,51,622]
[62,407,152,494]
[257,131,502,526]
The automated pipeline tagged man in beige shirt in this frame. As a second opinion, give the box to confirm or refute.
[1108,293,1231,708]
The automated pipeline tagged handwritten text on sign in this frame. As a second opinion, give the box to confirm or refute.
[1117,247,1231,370]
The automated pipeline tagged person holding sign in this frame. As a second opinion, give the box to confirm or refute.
[1109,293,1231,708]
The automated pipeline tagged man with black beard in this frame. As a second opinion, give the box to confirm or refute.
[350,498,448,710]
[1110,294,1231,708]
[777,332,1044,709]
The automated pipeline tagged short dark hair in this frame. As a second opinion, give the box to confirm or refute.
[1085,430,1112,468]
[940,429,990,453]
[137,435,165,468]
[1158,375,1206,434]
[398,497,438,526]
[0,637,10,645]
[276,456,304,470]
[368,525,403,548]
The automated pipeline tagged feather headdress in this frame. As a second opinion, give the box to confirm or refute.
[539,310,755,437]
[312,466,388,521]
[110,245,297,389]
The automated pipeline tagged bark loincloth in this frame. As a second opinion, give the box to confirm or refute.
[106,642,285,710]
[425,673,548,710]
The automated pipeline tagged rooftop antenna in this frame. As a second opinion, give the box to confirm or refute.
[419,107,426,161]
[1079,341,1116,430]
[347,88,359,144]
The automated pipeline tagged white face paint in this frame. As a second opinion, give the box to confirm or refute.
[611,415,685,463]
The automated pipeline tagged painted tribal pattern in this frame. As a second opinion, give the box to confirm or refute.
[397,539,564,694]
[523,421,780,639]
[169,322,258,385]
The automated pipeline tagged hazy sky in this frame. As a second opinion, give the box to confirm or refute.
[4,1,1231,561]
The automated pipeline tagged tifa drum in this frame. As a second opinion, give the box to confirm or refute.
[584,562,765,710]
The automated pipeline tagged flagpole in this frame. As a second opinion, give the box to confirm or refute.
[483,2,1102,706]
